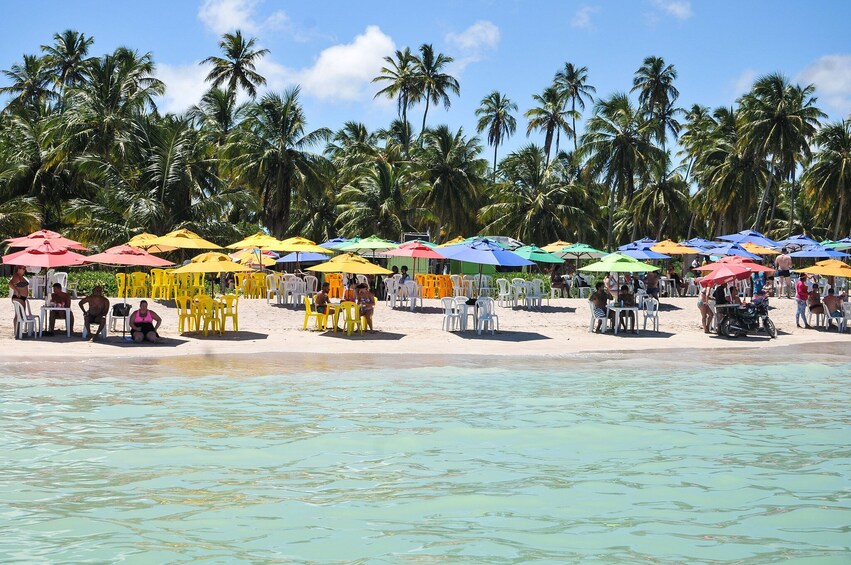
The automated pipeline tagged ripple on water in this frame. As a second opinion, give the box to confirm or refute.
[0,353,849,563]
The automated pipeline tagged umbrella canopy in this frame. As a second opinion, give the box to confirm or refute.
[618,237,657,251]
[788,245,849,259]
[172,252,254,274]
[319,237,349,249]
[382,241,446,259]
[651,239,700,254]
[511,245,565,264]
[126,232,178,253]
[618,245,671,260]
[5,229,89,251]
[147,229,221,250]
[695,257,774,273]
[436,236,466,247]
[86,245,174,267]
[698,264,752,287]
[703,242,763,261]
[554,243,608,259]
[825,237,851,250]
[718,230,780,248]
[796,259,851,278]
[263,236,332,255]
[579,253,660,273]
[230,248,276,267]
[778,234,820,250]
[438,238,534,267]
[307,253,393,275]
[541,240,573,252]
[276,251,330,263]
[680,237,717,249]
[2,240,89,268]
[226,231,281,250]
[741,242,779,255]
[336,235,399,254]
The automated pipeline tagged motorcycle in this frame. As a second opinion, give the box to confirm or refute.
[717,299,777,338]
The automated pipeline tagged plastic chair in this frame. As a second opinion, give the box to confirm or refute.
[807,305,826,329]
[304,275,319,296]
[403,281,422,311]
[441,297,461,331]
[454,296,475,330]
[197,295,222,336]
[475,297,499,335]
[128,272,148,298]
[265,274,281,305]
[327,274,343,299]
[303,295,330,331]
[13,300,42,339]
[839,302,851,333]
[48,271,68,291]
[496,278,514,307]
[340,301,364,336]
[643,297,660,331]
[115,273,127,298]
[219,295,239,331]
[526,279,544,309]
[191,272,206,295]
[175,296,197,333]
[588,301,608,332]
[574,276,592,299]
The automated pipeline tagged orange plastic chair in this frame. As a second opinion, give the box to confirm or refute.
[328,273,343,299]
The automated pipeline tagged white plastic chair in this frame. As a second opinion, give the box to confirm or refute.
[449,274,465,297]
[48,271,68,292]
[839,302,851,333]
[403,281,422,311]
[384,278,400,308]
[588,301,608,332]
[265,274,281,305]
[496,278,514,307]
[13,300,42,339]
[477,275,493,298]
[355,274,368,286]
[806,304,826,329]
[511,278,526,307]
[685,277,698,297]
[303,275,319,297]
[454,296,475,331]
[643,297,660,331]
[440,297,461,331]
[475,297,499,335]
[574,275,592,299]
[526,279,544,309]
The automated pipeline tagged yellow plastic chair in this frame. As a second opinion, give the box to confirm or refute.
[150,269,165,299]
[340,301,364,336]
[115,273,127,298]
[197,295,222,336]
[219,295,239,332]
[160,270,174,300]
[250,272,266,298]
[191,272,206,295]
[128,272,148,298]
[303,295,330,331]
[175,296,197,333]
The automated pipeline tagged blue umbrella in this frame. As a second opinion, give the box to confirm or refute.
[681,237,717,250]
[277,251,330,263]
[616,245,670,260]
[718,230,780,248]
[828,237,851,250]
[703,242,764,261]
[778,234,820,250]
[788,245,849,259]
[439,238,534,267]
[618,237,657,250]
[319,237,349,249]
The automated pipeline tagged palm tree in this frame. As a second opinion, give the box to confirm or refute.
[630,155,690,240]
[372,48,418,155]
[417,125,487,237]
[475,91,517,182]
[581,93,660,250]
[738,73,824,232]
[678,104,715,183]
[337,158,416,239]
[0,55,57,113]
[802,120,851,238]
[189,88,244,149]
[40,30,94,102]
[525,85,573,165]
[554,63,596,150]
[413,44,459,138]
[201,30,269,98]
[631,56,680,151]
[226,88,331,237]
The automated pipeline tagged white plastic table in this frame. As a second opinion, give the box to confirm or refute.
[41,305,72,337]
[608,306,639,335]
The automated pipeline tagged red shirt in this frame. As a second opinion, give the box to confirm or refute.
[795,280,809,301]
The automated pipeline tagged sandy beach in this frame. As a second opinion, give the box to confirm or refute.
[1,294,847,362]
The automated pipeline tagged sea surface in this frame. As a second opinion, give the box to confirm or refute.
[1,349,849,564]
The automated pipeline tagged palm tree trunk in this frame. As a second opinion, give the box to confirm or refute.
[572,98,578,151]
[401,92,409,156]
[752,162,775,231]
[834,190,846,239]
[492,142,499,183]
[420,88,431,144]
[788,168,796,237]
[606,186,616,252]
[544,127,553,166]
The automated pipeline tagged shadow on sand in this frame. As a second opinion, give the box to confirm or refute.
[319,330,406,341]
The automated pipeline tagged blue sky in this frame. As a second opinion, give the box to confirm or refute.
[3,0,850,156]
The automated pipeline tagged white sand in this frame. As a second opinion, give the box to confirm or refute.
[1,293,846,362]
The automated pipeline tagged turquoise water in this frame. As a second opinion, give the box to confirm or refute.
[1,351,850,563]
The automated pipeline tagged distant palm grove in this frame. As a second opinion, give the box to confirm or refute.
[1,30,850,251]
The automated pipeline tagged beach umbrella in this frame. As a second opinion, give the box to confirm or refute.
[146,229,221,250]
[825,237,851,250]
[264,236,333,270]
[777,234,820,250]
[319,237,349,249]
[695,257,774,273]
[436,236,466,247]
[126,232,178,253]
[5,229,89,251]
[438,238,534,267]
[554,243,608,260]
[680,237,717,249]
[795,259,851,278]
[307,253,393,275]
[650,240,700,254]
[741,242,779,255]
[230,248,277,267]
[276,251,330,264]
[718,229,780,248]
[703,242,763,261]
[579,253,659,273]
[336,235,399,254]
[787,245,849,259]
[382,241,446,259]
[172,252,253,274]
[541,240,573,252]
[226,231,281,250]
[2,240,89,268]
[618,244,671,260]
[618,237,657,251]
[698,264,752,287]
[511,245,565,264]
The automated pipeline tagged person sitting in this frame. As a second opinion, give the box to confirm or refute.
[356,283,376,332]
[622,273,637,294]
[314,282,330,313]
[667,267,686,296]
[752,289,768,306]
[128,300,162,343]
[589,281,612,333]
[549,266,566,298]
[79,285,110,340]
[645,270,660,299]
[342,280,357,302]
[391,265,399,276]
[399,265,411,284]
[729,282,743,305]
[751,271,766,296]
[617,284,637,333]
[822,288,845,329]
[46,282,74,336]
[808,284,824,316]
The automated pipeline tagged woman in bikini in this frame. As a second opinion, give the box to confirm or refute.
[128,300,162,343]
[8,265,30,333]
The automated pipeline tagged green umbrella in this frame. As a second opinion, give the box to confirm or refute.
[512,245,565,264]
[579,252,660,273]
[555,243,608,260]
[337,235,398,254]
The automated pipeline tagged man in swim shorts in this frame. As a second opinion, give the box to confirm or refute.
[79,285,110,340]
[774,249,792,298]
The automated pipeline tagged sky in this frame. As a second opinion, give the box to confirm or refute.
[2,0,850,157]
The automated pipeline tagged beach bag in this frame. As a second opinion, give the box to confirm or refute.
[112,303,131,317]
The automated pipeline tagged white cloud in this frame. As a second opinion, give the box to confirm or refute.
[650,0,693,21]
[732,68,758,98]
[157,63,210,114]
[571,5,600,30]
[444,21,500,74]
[798,54,851,116]
[199,0,274,34]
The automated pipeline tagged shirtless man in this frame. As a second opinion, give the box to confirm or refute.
[774,249,793,298]
[79,285,110,340]
[822,288,845,329]
[589,281,612,333]
[46,282,74,335]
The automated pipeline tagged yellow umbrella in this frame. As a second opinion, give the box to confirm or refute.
[147,229,221,250]
[541,240,573,252]
[741,242,779,255]
[650,239,700,254]
[172,252,254,274]
[795,259,851,278]
[262,236,332,255]
[125,232,178,253]
[226,231,281,250]
[307,252,392,275]
[437,236,466,248]
[230,249,276,267]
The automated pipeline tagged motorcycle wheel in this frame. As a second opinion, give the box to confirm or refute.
[719,317,735,338]
[765,318,777,339]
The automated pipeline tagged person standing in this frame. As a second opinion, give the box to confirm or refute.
[775,249,793,298]
[697,284,713,333]
[795,273,810,328]
[8,265,30,334]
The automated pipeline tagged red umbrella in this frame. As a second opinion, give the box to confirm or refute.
[2,240,89,268]
[696,257,774,273]
[86,245,174,268]
[383,242,446,259]
[4,229,89,251]
[698,264,752,287]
